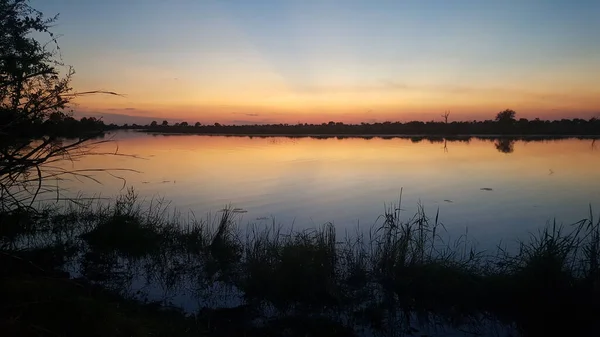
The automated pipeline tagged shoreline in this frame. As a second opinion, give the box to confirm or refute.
[133,130,600,138]
[4,195,600,336]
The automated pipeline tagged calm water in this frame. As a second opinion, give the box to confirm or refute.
[58,131,600,250]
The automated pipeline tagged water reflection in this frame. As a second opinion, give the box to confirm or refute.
[494,139,515,153]
[56,132,600,251]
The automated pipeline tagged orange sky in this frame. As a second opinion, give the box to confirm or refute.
[73,79,600,124]
[34,0,600,125]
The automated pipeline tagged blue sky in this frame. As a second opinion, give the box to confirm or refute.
[31,0,600,123]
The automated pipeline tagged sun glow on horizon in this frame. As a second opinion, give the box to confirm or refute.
[31,0,600,124]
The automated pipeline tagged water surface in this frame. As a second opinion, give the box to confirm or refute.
[59,131,600,250]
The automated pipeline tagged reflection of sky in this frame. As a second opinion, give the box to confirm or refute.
[55,132,600,251]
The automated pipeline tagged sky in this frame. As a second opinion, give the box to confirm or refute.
[31,0,600,124]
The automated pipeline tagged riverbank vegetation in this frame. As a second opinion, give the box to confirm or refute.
[142,112,600,136]
[37,110,600,137]
[2,190,600,336]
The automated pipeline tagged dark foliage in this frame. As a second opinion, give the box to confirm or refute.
[143,114,600,136]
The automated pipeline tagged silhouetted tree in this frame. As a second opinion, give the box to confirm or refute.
[161,120,168,126]
[0,0,120,209]
[194,122,201,127]
[495,109,517,124]
[47,111,67,124]
[150,121,157,127]
[78,116,104,131]
[180,121,188,127]
[1,1,66,131]
[442,111,450,124]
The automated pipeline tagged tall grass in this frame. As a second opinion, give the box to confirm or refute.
[1,190,599,336]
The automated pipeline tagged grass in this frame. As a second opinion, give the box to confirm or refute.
[1,190,599,336]
[240,223,339,312]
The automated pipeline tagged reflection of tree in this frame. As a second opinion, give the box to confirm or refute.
[494,139,515,153]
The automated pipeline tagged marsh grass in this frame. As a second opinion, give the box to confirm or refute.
[1,190,600,336]
[240,222,339,312]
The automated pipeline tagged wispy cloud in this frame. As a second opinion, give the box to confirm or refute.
[231,119,274,125]
[291,79,600,103]
[231,112,260,117]
[107,107,137,111]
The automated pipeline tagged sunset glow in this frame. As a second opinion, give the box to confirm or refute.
[32,0,600,124]
[58,134,600,240]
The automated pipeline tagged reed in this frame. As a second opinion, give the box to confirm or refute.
[1,190,599,336]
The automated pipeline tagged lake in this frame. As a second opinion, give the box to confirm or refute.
[58,130,600,251]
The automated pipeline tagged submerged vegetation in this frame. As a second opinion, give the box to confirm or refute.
[2,189,600,336]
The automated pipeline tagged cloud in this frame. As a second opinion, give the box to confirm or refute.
[231,112,260,117]
[231,119,274,125]
[290,80,472,95]
[106,107,136,111]
[291,79,600,104]
[73,109,184,125]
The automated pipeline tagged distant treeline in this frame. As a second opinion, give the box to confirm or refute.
[18,110,600,138]
[0,112,119,139]
[143,118,600,136]
[138,110,600,136]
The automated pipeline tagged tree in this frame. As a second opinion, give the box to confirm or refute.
[47,111,67,123]
[194,122,201,127]
[150,120,157,127]
[180,121,188,127]
[442,111,450,124]
[1,0,64,130]
[1,0,127,210]
[79,116,104,131]
[495,109,517,123]
[161,120,168,126]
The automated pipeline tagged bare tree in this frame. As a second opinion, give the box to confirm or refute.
[441,111,450,124]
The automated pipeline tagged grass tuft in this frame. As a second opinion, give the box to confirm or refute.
[2,190,600,336]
